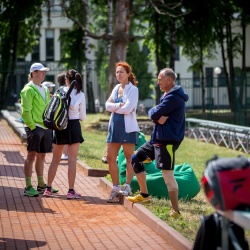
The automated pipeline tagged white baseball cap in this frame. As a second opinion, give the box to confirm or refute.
[42,81,55,88]
[30,63,49,73]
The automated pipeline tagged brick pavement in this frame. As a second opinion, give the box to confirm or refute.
[0,118,182,250]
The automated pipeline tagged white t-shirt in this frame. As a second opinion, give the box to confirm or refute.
[63,87,86,121]
[32,82,46,100]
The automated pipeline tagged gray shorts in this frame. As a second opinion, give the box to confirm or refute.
[25,126,52,153]
[136,141,179,170]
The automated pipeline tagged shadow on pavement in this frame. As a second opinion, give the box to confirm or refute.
[0,237,47,249]
[0,186,57,214]
[0,150,25,165]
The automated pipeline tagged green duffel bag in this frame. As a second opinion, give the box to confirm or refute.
[118,132,200,199]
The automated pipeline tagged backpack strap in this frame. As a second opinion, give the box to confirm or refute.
[66,80,76,100]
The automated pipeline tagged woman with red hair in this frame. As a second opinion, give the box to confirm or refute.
[105,61,140,202]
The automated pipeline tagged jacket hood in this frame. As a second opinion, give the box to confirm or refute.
[168,85,189,102]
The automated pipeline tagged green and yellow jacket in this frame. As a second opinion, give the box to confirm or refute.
[20,83,50,130]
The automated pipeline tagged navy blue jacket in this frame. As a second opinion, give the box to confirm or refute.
[148,85,189,145]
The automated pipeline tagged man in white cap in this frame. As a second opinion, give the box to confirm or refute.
[20,63,58,197]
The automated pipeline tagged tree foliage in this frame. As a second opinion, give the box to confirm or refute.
[127,40,153,100]
[0,0,45,108]
[1,0,250,114]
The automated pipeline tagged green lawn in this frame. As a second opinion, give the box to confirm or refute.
[79,114,250,243]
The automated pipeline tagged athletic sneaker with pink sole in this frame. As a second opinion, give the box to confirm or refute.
[43,187,53,197]
[66,190,81,199]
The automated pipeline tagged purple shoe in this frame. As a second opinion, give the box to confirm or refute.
[43,188,52,197]
[67,190,81,199]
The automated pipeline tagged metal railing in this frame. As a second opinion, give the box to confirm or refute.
[186,118,250,153]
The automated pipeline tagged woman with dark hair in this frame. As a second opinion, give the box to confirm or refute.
[105,61,140,203]
[57,72,69,160]
[57,72,66,87]
[44,69,86,199]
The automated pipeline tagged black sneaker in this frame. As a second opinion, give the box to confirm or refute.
[37,184,58,194]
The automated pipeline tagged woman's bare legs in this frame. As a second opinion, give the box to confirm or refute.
[47,144,64,187]
[122,143,135,184]
[67,143,80,189]
[106,142,121,185]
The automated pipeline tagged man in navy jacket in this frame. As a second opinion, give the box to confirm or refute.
[128,68,189,218]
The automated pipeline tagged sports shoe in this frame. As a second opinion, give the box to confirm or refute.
[127,193,151,203]
[101,156,108,163]
[61,154,68,160]
[107,189,120,203]
[24,186,39,197]
[169,208,181,218]
[119,185,131,196]
[43,187,53,197]
[101,156,118,164]
[66,190,81,199]
[37,184,58,194]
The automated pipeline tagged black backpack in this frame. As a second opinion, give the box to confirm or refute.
[43,80,76,130]
[193,213,248,250]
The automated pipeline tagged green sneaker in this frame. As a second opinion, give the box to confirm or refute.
[24,186,39,197]
[37,184,58,194]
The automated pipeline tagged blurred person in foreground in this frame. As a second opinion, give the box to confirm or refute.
[128,68,189,219]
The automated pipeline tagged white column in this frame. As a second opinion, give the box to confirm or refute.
[40,28,46,61]
[54,28,60,61]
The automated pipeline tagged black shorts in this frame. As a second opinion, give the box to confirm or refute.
[136,141,179,170]
[53,119,84,145]
[25,126,53,153]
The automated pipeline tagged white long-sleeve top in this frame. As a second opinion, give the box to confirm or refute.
[105,82,140,133]
[63,87,86,121]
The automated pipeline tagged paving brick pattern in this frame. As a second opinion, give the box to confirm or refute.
[0,119,176,250]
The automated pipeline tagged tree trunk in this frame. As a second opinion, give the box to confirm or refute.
[107,0,131,97]
[199,43,205,112]
[239,18,246,106]
[84,0,95,113]
[218,26,231,112]
[169,18,175,71]
[154,13,162,104]
[107,0,113,56]
[226,23,235,112]
[1,23,17,108]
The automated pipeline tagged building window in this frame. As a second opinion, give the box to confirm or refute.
[176,73,181,85]
[193,70,200,87]
[217,68,226,86]
[205,67,213,87]
[234,67,242,86]
[175,46,179,61]
[46,29,54,61]
[32,40,40,61]
[246,68,250,86]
